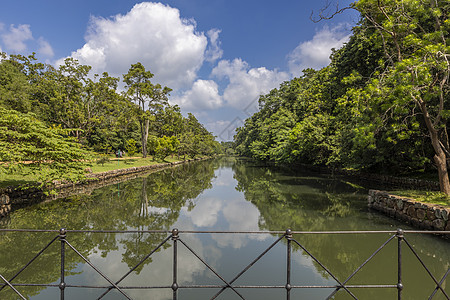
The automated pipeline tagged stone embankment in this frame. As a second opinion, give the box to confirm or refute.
[368,190,450,232]
[0,158,206,218]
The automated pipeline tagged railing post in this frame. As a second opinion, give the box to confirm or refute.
[59,228,67,300]
[171,228,179,300]
[285,229,292,300]
[396,228,403,300]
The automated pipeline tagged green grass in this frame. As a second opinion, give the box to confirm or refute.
[0,155,187,189]
[89,156,182,173]
[389,190,450,207]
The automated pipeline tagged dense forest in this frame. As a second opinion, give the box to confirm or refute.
[234,0,450,193]
[0,53,221,182]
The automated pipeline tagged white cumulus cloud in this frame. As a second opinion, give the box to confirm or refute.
[37,37,54,57]
[171,79,223,110]
[212,58,289,109]
[67,2,208,89]
[288,24,351,77]
[205,28,223,63]
[1,24,33,52]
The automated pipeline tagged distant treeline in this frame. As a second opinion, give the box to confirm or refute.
[0,53,221,182]
[0,54,221,157]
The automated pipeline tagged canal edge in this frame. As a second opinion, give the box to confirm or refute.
[0,157,212,219]
[368,189,450,233]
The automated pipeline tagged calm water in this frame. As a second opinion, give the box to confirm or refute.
[0,158,449,299]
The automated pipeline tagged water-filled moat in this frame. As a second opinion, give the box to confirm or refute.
[0,158,448,299]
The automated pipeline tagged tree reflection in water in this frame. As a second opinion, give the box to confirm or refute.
[232,158,450,299]
[0,160,216,299]
[0,158,448,299]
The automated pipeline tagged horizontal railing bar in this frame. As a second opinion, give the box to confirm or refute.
[0,283,398,289]
[1,228,449,235]
[0,284,60,287]
[177,285,399,289]
[1,230,446,234]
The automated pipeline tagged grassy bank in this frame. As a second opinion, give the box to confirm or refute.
[90,155,181,173]
[388,190,450,207]
[0,155,187,189]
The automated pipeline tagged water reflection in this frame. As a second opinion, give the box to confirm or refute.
[0,158,448,299]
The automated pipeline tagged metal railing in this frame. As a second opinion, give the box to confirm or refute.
[0,228,449,300]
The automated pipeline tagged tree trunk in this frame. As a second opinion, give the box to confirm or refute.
[419,100,450,194]
[434,152,450,195]
[140,118,150,158]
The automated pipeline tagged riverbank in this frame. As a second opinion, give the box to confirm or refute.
[368,190,450,233]
[0,157,210,218]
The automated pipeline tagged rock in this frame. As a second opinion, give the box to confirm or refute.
[427,209,437,221]
[407,206,417,218]
[396,199,404,210]
[422,220,433,230]
[432,219,445,230]
[445,222,450,232]
[416,209,426,220]
[411,218,421,227]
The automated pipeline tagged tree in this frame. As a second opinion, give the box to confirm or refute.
[125,138,138,157]
[234,0,450,195]
[154,136,180,161]
[0,107,92,184]
[123,63,172,158]
[354,0,450,193]
[0,56,32,113]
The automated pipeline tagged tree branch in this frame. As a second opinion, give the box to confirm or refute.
[310,0,353,23]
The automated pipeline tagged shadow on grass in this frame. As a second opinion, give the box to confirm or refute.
[0,179,40,189]
[124,159,137,165]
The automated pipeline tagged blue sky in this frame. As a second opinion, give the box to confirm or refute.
[0,0,359,140]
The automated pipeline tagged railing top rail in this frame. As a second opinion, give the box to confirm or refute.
[0,228,449,235]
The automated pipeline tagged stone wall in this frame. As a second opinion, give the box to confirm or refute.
[0,194,11,218]
[368,190,450,231]
[0,158,208,218]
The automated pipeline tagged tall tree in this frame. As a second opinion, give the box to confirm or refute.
[355,0,450,193]
[0,55,32,113]
[123,63,171,157]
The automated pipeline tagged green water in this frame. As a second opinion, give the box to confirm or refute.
[0,158,448,299]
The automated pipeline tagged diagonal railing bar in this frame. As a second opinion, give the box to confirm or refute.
[429,268,450,300]
[0,234,59,292]
[177,237,246,300]
[291,238,359,300]
[64,240,133,300]
[0,274,27,300]
[402,237,449,299]
[326,234,397,299]
[211,233,286,300]
[97,234,172,300]
[0,228,448,298]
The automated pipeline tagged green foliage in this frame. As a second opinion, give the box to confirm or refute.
[0,54,220,185]
[234,0,450,189]
[125,138,138,157]
[0,57,32,113]
[154,136,180,160]
[0,107,93,183]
